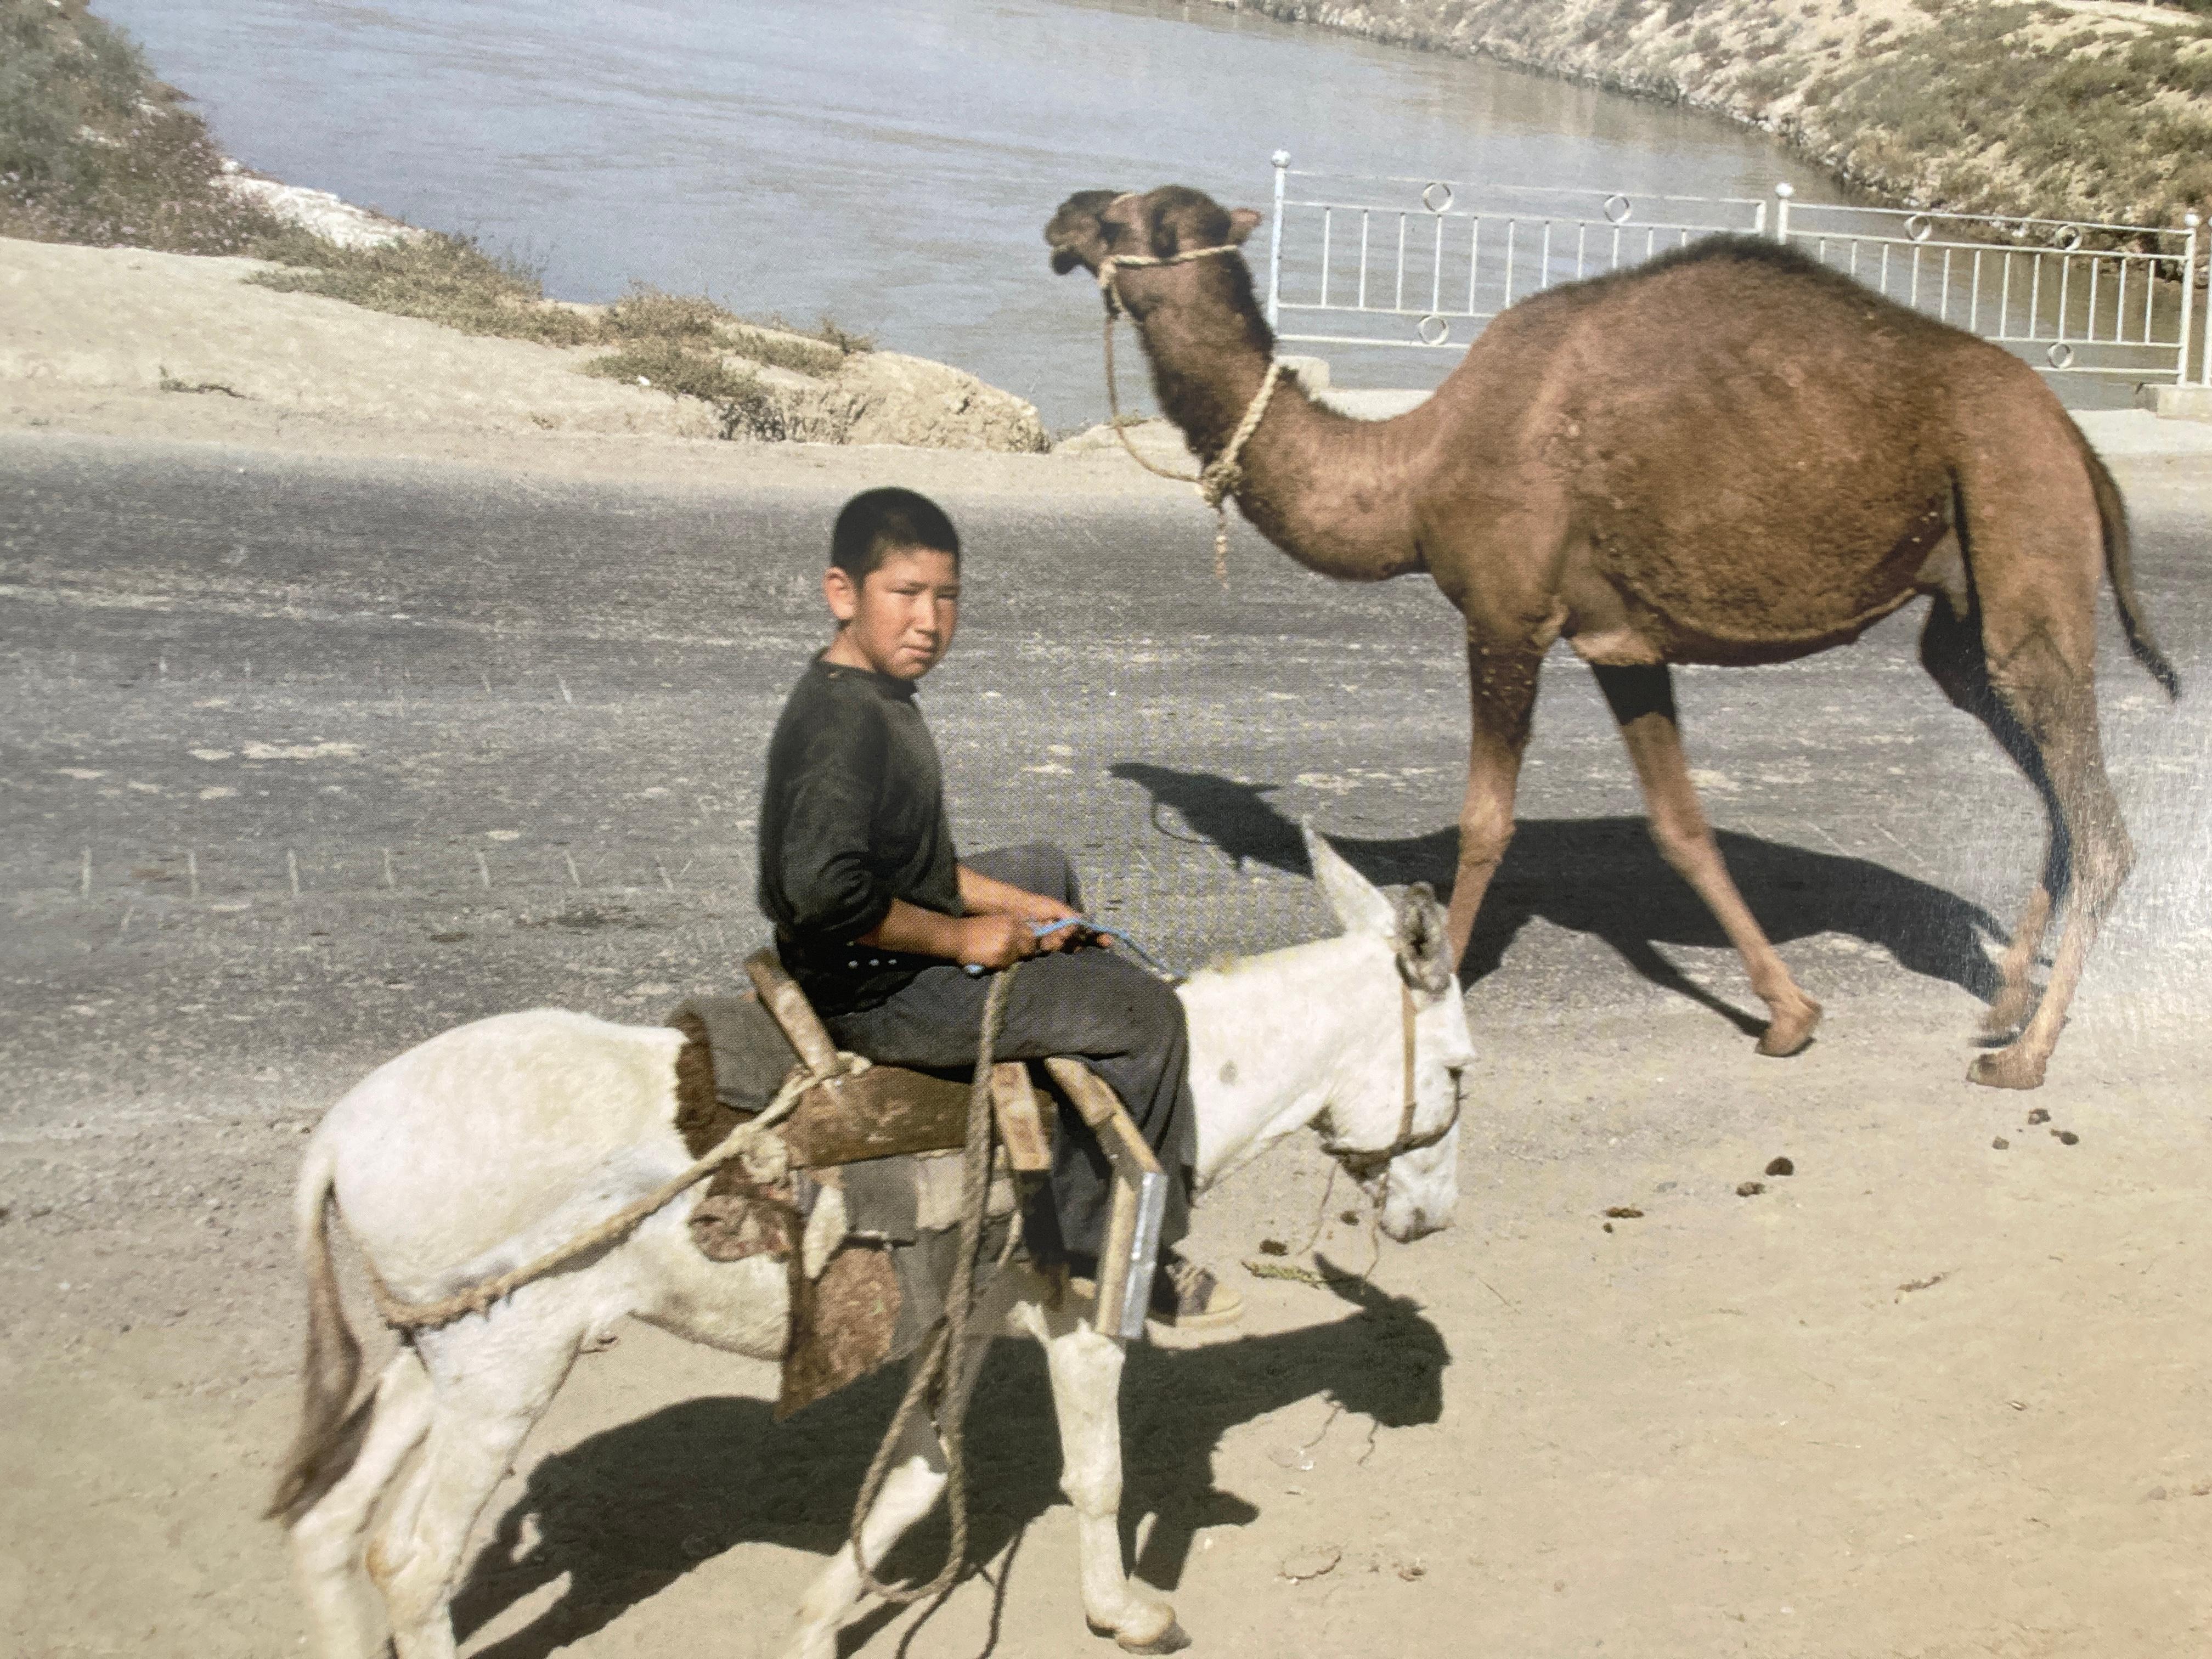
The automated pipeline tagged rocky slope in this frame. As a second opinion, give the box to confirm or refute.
[1238,0,2212,242]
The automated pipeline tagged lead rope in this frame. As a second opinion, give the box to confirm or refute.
[846,960,1019,1605]
[1098,248,1284,588]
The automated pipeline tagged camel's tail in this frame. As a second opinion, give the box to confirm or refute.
[266,1141,368,1523]
[2077,427,2182,701]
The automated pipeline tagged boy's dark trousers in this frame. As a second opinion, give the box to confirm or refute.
[820,843,1194,1265]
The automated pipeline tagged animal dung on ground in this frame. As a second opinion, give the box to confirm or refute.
[1339,1209,1361,1227]
[1257,1238,1289,1256]
[1278,1544,1341,1582]
[1764,1156,1795,1177]
[1896,1272,1946,1295]
[1603,1206,1643,1218]
[2027,1108,2051,1125]
[2053,1129,2080,1146]
[1736,1180,1765,1197]
[1993,1136,2011,1150]
[428,931,469,944]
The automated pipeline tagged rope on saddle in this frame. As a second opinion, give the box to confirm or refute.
[1097,245,1284,588]
[363,1051,857,1333]
[845,960,1020,1605]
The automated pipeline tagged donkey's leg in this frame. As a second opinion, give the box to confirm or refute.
[369,1313,585,1659]
[780,1401,951,1659]
[1443,630,1545,969]
[1594,663,1822,1056]
[1971,651,2130,1091]
[290,1352,435,1659]
[1920,601,2066,1041]
[1014,1300,1184,1654]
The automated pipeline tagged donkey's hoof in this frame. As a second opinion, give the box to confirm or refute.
[1116,1620,1191,1655]
[1756,997,1823,1058]
[1091,1599,1187,1655]
[1969,1047,2046,1091]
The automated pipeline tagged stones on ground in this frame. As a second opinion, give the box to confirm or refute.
[1993,1136,2010,1149]
[1279,1544,1340,1582]
[1256,1238,1288,1256]
[1764,1156,1794,1177]
[2054,1129,2079,1145]
[1736,1180,1765,1197]
[1339,1209,1361,1227]
[2027,1107,2051,1125]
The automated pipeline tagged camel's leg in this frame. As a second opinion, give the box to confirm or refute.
[780,1402,951,1659]
[1030,1309,1186,1655]
[289,1352,435,1659]
[369,1317,584,1659]
[1593,663,1824,1056]
[1443,633,1545,967]
[1967,646,2130,1092]
[1920,602,2067,1041]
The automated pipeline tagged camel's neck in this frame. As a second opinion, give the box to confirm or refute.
[1136,279,1433,582]
[1177,934,1386,1189]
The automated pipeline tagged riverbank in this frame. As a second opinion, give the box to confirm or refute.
[1235,0,2212,238]
[1,2,1048,453]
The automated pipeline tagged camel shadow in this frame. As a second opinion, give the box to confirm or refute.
[452,1265,1443,1659]
[1109,762,2006,1030]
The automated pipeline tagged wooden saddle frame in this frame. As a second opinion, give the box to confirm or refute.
[743,950,1169,1341]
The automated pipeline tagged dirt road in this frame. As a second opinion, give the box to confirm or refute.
[4,430,2209,1657]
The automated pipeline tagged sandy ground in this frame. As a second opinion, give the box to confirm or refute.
[5,237,2212,1657]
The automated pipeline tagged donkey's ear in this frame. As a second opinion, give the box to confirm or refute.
[1304,820,1393,938]
[1227,207,1262,245]
[1394,883,1455,996]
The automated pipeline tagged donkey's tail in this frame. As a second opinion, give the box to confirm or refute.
[266,1139,367,1522]
[2078,428,2182,701]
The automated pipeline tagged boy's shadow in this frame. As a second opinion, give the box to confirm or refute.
[1109,762,2005,1032]
[453,1265,1443,1659]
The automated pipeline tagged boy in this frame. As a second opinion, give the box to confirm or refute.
[758,486,1239,1328]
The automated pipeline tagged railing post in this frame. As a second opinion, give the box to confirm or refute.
[2181,212,2200,386]
[1267,149,1290,332]
[1773,182,1793,246]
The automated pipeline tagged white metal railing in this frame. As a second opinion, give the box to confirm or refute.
[1264,154,2207,386]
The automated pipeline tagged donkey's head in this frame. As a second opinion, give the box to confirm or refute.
[1303,824,1472,1241]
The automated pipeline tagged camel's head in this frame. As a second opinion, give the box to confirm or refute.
[1045,185,1262,312]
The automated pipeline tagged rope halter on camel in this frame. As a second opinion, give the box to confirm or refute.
[1096,242,1284,588]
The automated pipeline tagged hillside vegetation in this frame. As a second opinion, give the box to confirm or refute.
[0,1,1028,445]
[1243,0,2212,239]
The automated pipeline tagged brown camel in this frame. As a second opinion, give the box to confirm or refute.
[1045,184,2182,1090]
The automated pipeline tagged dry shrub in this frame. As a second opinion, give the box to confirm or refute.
[0,0,284,253]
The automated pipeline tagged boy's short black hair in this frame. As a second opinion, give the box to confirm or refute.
[830,487,961,582]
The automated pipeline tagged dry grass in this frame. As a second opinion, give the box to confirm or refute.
[0,0,285,253]
[1237,0,2212,232]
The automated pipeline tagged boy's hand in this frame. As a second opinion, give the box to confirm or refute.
[957,913,1041,970]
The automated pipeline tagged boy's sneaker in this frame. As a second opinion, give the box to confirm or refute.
[1149,1254,1243,1330]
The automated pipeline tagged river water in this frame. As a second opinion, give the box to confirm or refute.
[106,0,1865,427]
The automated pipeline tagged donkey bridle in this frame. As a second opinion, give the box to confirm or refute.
[1330,979,1463,1184]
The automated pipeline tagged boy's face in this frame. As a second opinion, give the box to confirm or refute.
[823,544,961,680]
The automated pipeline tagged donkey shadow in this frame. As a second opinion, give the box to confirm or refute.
[453,1265,1443,1659]
[1110,762,2006,1032]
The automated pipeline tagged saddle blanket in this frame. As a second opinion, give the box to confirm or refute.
[665,994,1017,1418]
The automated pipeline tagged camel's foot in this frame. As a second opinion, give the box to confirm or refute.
[1977,983,2041,1045]
[1755,995,1823,1058]
[1968,1045,2047,1091]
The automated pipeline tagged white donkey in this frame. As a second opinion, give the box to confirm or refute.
[272,828,1472,1659]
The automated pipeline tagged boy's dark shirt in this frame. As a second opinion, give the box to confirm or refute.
[758,653,961,1015]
